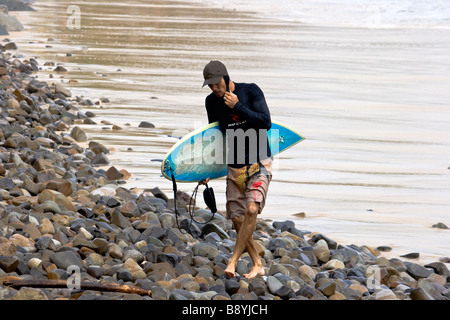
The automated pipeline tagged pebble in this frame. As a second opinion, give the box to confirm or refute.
[0,37,448,302]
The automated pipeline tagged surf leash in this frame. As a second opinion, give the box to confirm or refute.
[168,164,217,237]
[188,181,217,227]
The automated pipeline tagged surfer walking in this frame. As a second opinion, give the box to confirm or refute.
[202,61,272,279]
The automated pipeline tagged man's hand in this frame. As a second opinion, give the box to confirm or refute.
[223,91,238,109]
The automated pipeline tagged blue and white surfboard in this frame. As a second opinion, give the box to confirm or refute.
[161,120,304,182]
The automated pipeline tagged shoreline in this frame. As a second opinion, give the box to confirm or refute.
[0,1,449,300]
[7,0,450,267]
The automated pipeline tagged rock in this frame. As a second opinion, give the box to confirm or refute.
[147,262,176,281]
[376,246,392,252]
[317,280,336,297]
[224,279,241,295]
[1,1,35,11]
[248,278,267,296]
[268,264,290,276]
[105,166,123,180]
[298,265,316,280]
[40,201,61,215]
[400,252,420,259]
[54,83,71,97]
[119,201,138,217]
[27,257,42,269]
[410,287,435,300]
[9,234,34,249]
[0,8,24,32]
[432,222,448,229]
[313,239,330,263]
[0,177,14,189]
[10,287,49,300]
[70,126,87,142]
[107,243,123,260]
[87,265,104,278]
[375,289,397,300]
[111,210,133,229]
[122,258,146,280]
[295,285,324,299]
[151,187,169,202]
[54,66,67,72]
[0,238,16,256]
[35,236,57,251]
[424,262,450,277]
[407,263,434,280]
[311,233,338,250]
[274,285,294,299]
[138,121,155,128]
[267,275,283,294]
[91,153,110,166]
[202,223,230,240]
[49,251,82,270]
[0,256,19,272]
[38,217,55,234]
[192,242,219,259]
[321,259,345,270]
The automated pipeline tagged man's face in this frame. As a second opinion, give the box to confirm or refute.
[208,78,227,98]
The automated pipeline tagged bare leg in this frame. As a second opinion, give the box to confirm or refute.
[224,201,264,278]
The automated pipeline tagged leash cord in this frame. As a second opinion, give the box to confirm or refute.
[169,166,215,237]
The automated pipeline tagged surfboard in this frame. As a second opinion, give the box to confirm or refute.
[161,120,304,182]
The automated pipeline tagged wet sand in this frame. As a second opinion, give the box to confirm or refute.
[9,0,450,265]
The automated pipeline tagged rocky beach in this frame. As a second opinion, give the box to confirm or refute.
[1,0,450,301]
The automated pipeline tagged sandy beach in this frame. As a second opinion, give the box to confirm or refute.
[0,0,450,303]
[7,0,450,266]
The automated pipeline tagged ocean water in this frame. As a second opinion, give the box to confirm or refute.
[10,0,450,263]
[191,0,450,28]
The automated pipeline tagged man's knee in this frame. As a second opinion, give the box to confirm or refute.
[232,215,244,229]
[246,201,260,217]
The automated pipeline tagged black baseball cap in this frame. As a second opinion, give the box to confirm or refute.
[202,61,228,87]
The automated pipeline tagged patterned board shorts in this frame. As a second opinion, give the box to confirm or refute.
[225,158,272,219]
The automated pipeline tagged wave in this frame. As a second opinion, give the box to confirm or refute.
[187,0,450,29]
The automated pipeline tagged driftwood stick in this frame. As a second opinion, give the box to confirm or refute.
[3,279,151,296]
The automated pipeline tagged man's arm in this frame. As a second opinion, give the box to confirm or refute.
[224,84,271,129]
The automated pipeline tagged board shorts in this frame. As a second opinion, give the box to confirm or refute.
[225,157,272,219]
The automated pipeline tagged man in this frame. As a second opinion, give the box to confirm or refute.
[202,61,272,279]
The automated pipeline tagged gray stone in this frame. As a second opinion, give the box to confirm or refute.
[224,279,241,295]
[111,210,133,229]
[49,250,82,270]
[40,200,61,214]
[35,236,56,251]
[407,263,434,280]
[267,275,283,294]
[192,242,219,259]
[424,262,450,277]
[70,126,87,142]
[150,187,169,202]
[203,223,230,240]
[138,121,155,128]
[432,222,448,229]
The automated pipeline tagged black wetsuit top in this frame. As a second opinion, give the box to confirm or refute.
[205,82,272,168]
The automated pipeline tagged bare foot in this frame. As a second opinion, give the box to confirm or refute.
[224,264,236,278]
[244,265,265,279]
